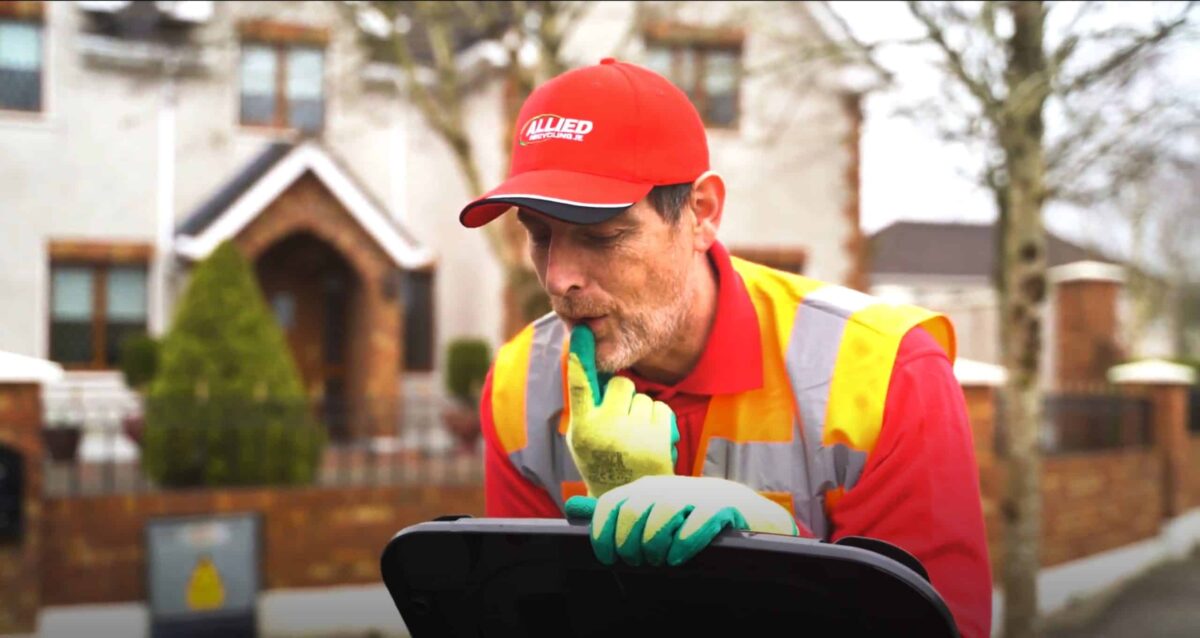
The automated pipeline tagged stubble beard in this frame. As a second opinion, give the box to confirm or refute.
[593,266,693,374]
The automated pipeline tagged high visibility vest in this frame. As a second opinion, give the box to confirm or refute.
[489,257,956,539]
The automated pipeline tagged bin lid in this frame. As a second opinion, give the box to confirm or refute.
[380,517,959,638]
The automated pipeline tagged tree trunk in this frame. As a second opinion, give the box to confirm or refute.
[1000,3,1049,637]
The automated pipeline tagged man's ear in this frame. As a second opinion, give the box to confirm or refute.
[688,171,725,252]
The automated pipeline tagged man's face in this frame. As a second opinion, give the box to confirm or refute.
[517,200,696,373]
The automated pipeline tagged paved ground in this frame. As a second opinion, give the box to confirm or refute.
[26,585,410,638]
[1045,550,1200,638]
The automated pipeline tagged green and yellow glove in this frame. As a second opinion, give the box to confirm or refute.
[565,325,679,498]
[564,475,801,567]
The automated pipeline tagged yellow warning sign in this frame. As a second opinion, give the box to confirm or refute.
[186,554,226,611]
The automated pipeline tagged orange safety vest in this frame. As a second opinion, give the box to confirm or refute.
[490,257,955,539]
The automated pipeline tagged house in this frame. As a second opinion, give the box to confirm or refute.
[0,0,880,447]
[867,220,1171,388]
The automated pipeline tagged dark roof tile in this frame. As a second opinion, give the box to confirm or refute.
[178,142,294,236]
[868,221,1113,278]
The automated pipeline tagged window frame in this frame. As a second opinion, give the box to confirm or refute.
[47,242,152,371]
[643,22,744,130]
[237,20,328,134]
[0,1,47,116]
[401,267,436,373]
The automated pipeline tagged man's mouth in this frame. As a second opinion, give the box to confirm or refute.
[566,315,608,334]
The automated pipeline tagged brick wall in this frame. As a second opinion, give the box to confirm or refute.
[974,451,1163,579]
[0,383,43,633]
[961,384,1165,580]
[40,484,484,606]
[1039,451,1162,566]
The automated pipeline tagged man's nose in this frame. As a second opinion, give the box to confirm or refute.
[543,240,586,297]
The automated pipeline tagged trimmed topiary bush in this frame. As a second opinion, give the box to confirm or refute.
[118,333,160,392]
[142,241,325,487]
[444,338,491,405]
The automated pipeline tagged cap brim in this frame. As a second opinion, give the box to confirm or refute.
[459,169,654,227]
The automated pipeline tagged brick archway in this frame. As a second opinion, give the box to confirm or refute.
[234,172,403,439]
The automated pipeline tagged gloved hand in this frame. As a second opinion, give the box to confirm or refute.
[564,475,803,567]
[565,325,679,498]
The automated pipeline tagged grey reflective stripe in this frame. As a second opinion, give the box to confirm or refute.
[786,285,871,537]
[506,313,579,512]
[511,284,879,531]
[701,437,796,492]
[702,284,873,540]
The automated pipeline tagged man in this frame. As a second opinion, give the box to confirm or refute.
[459,58,991,638]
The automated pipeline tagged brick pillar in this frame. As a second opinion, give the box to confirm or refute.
[954,357,1006,583]
[1048,261,1126,391]
[0,353,62,634]
[362,270,402,439]
[1111,359,1196,518]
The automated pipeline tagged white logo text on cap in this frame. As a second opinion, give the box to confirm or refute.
[520,114,594,145]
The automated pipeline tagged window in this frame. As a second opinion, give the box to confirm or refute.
[49,243,151,369]
[238,19,328,133]
[644,24,743,128]
[0,11,43,113]
[240,42,325,132]
[402,269,435,372]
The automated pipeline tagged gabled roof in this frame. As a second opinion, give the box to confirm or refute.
[869,221,1112,279]
[175,140,434,269]
[0,350,64,383]
[177,142,292,237]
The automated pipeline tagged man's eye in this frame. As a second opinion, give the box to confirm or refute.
[528,232,550,247]
[584,231,623,245]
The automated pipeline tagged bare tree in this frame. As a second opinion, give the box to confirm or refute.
[1101,143,1200,359]
[346,1,590,338]
[833,1,1197,635]
[1144,154,1200,357]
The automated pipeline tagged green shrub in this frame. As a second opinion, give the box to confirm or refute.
[118,333,160,391]
[142,241,325,488]
[445,338,492,404]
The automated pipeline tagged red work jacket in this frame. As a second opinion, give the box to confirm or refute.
[480,245,993,638]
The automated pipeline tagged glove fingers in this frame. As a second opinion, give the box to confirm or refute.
[629,393,653,419]
[642,502,691,567]
[741,499,800,535]
[660,408,679,466]
[566,353,597,418]
[568,325,600,399]
[590,495,627,567]
[615,502,654,566]
[603,376,636,410]
[564,495,597,520]
[668,506,747,567]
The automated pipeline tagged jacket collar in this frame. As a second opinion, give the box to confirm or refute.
[624,241,763,399]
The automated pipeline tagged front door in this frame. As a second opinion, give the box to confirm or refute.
[255,234,353,438]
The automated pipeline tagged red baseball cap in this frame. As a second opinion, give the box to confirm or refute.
[458,57,709,227]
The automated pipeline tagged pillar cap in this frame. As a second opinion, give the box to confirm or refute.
[0,350,64,384]
[1047,260,1125,285]
[954,358,1007,387]
[1108,359,1196,386]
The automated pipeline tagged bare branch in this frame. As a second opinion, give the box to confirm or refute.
[373,3,453,141]
[1056,2,1195,94]
[1047,0,1100,69]
[906,0,1002,121]
[811,0,896,81]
